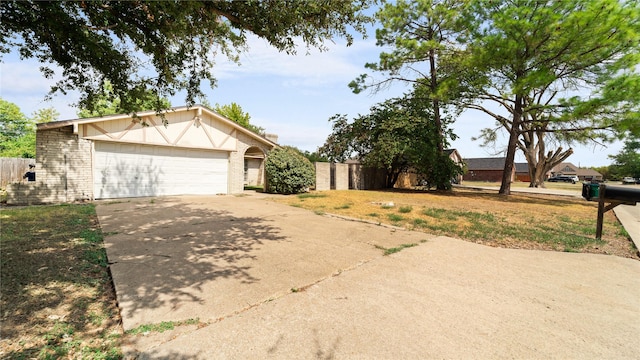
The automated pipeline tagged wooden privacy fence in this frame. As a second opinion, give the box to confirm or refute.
[0,158,34,188]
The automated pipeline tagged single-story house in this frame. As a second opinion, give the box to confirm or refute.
[7,105,278,204]
[462,157,515,183]
[550,162,603,181]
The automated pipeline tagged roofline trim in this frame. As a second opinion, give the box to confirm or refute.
[36,105,278,148]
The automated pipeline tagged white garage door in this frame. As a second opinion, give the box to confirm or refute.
[94,142,228,199]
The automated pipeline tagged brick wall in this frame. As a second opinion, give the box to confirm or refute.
[463,170,506,182]
[334,163,349,190]
[315,162,331,191]
[7,126,93,204]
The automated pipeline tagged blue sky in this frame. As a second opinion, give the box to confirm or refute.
[0,31,623,168]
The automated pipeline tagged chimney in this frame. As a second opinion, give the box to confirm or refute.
[265,133,278,144]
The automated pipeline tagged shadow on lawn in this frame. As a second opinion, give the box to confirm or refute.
[97,197,287,327]
[0,204,121,358]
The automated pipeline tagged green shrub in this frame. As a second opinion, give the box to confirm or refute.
[265,147,315,194]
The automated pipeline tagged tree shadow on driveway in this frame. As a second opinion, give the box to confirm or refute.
[96,196,288,330]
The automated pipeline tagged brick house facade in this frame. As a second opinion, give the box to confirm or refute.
[462,157,516,183]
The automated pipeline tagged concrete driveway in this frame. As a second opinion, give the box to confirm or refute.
[97,194,640,359]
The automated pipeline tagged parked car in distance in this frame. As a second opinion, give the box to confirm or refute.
[622,177,637,185]
[547,175,579,184]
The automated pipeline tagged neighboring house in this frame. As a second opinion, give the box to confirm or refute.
[7,105,277,204]
[395,149,464,188]
[515,162,531,182]
[462,157,515,183]
[550,162,603,181]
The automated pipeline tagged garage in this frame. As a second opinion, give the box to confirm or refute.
[7,105,277,204]
[94,142,228,199]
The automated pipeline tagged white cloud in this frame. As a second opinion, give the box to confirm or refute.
[1,60,59,95]
[215,34,379,88]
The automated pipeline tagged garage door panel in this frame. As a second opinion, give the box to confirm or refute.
[94,142,228,199]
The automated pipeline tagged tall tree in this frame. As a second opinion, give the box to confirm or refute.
[609,137,640,179]
[350,0,472,189]
[0,99,58,158]
[0,98,29,142]
[466,0,640,193]
[213,102,264,135]
[0,98,33,158]
[31,107,59,124]
[1,1,373,114]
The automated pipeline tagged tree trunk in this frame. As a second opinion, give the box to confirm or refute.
[522,129,573,188]
[386,168,401,188]
[499,94,523,195]
[428,33,448,191]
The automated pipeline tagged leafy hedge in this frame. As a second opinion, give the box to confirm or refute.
[265,147,315,194]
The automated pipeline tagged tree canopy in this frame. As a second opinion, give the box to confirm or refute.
[320,89,461,189]
[348,0,639,194]
[0,98,29,141]
[609,138,640,179]
[213,102,264,135]
[1,0,373,114]
[77,81,171,118]
[0,98,58,158]
[349,0,471,189]
[465,0,640,193]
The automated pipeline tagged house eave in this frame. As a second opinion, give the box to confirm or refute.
[36,105,278,149]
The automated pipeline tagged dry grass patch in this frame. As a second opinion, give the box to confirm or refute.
[0,204,123,359]
[278,189,638,259]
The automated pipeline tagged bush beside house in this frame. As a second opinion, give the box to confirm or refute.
[265,147,315,194]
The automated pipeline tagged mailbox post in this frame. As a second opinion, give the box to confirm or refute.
[582,183,640,239]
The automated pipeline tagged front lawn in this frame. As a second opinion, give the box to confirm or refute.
[0,204,122,359]
[276,189,638,259]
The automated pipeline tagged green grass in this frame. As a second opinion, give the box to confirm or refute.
[398,206,413,213]
[387,213,404,222]
[418,206,606,251]
[0,204,122,360]
[422,207,455,220]
[376,243,418,256]
[297,193,328,199]
[334,203,352,210]
[412,218,428,227]
[126,318,200,335]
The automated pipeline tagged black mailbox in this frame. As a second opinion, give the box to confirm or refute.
[599,186,640,203]
[585,184,640,239]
